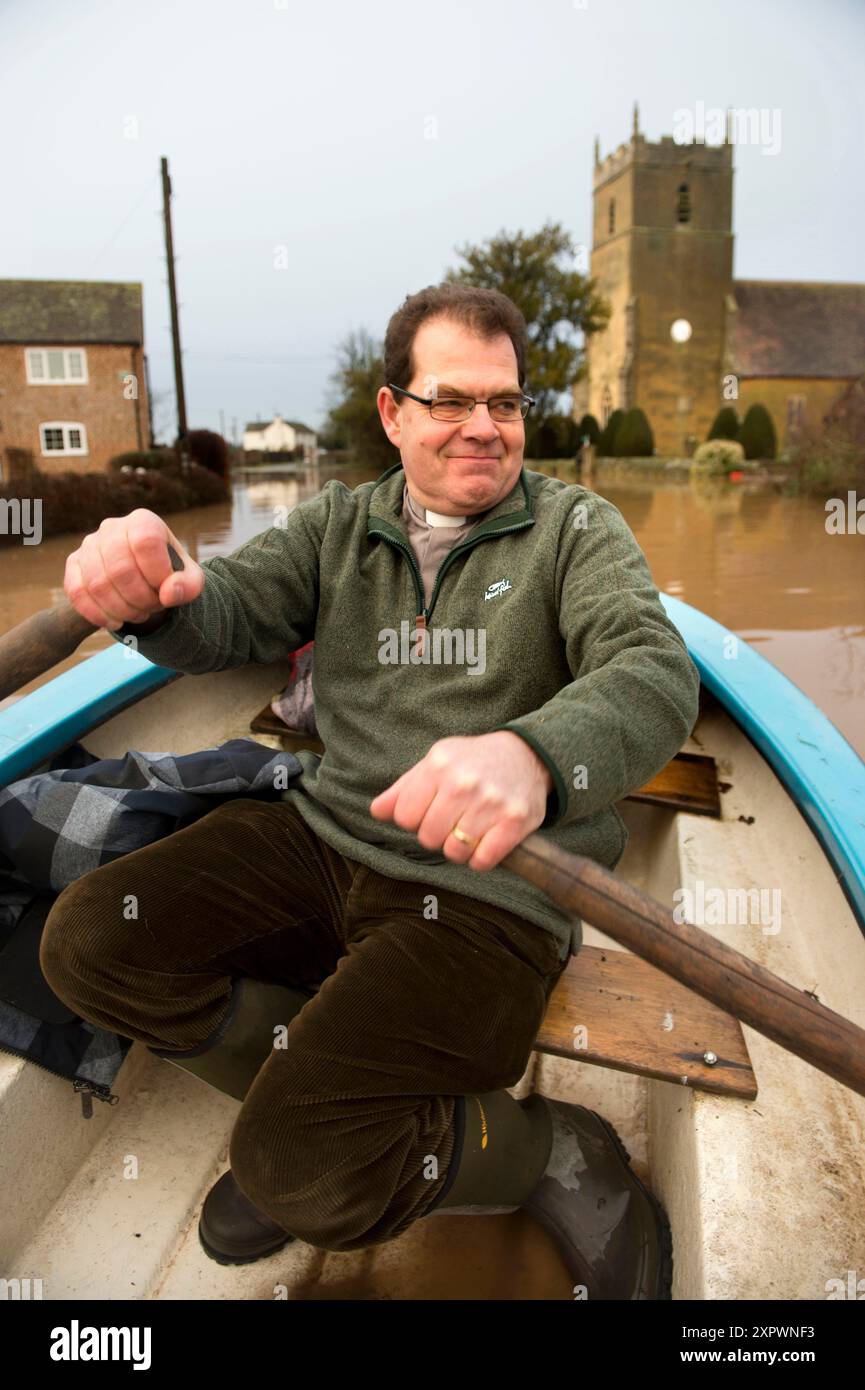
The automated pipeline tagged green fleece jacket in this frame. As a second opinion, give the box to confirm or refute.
[111,461,701,960]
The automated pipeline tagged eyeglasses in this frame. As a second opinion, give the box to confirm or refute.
[388,383,535,423]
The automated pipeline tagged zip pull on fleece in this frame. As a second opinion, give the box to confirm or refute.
[414,614,427,659]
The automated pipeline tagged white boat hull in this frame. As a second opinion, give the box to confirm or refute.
[3,658,864,1300]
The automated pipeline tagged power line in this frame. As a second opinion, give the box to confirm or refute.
[87,171,161,270]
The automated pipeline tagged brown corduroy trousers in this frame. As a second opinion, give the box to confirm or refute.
[38,797,568,1252]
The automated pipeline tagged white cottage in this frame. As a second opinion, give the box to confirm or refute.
[242,413,317,459]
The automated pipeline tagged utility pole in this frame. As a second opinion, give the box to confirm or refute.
[160,156,189,471]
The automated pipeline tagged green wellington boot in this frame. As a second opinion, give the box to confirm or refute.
[425,1089,673,1300]
[148,976,313,1266]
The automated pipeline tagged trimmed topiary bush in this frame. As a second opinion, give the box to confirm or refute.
[526,413,581,459]
[707,407,741,441]
[739,404,777,460]
[597,408,625,456]
[612,407,655,457]
[577,413,601,445]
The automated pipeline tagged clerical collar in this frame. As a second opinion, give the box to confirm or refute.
[406,488,467,527]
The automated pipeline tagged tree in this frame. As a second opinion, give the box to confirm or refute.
[187,429,229,479]
[613,407,655,457]
[597,408,625,456]
[707,406,741,441]
[321,328,398,470]
[739,403,777,460]
[443,220,611,453]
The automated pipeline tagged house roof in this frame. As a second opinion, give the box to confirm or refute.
[730,280,865,378]
[244,417,316,434]
[0,279,145,345]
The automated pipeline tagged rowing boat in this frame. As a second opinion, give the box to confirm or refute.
[1,595,864,1300]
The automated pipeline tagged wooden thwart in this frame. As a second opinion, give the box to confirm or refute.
[625,750,721,817]
[251,706,722,817]
[535,944,756,1098]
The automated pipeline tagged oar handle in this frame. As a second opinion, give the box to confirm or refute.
[502,833,865,1100]
[0,543,185,703]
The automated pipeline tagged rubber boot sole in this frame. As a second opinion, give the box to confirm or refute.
[198,1224,293,1267]
[588,1110,673,1300]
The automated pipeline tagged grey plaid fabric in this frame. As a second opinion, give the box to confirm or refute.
[0,738,302,1106]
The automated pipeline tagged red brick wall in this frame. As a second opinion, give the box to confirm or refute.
[0,342,150,476]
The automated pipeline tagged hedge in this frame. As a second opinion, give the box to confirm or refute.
[0,460,228,545]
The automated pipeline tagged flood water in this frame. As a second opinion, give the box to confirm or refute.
[1,460,863,761]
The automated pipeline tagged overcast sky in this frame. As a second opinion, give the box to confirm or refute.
[2,0,863,442]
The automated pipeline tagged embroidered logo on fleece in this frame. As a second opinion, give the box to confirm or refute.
[484,578,512,602]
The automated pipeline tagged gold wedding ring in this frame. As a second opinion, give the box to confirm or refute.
[451,825,477,848]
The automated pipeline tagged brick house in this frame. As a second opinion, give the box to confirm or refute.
[0,279,151,476]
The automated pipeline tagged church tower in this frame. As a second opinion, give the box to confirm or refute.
[579,103,735,456]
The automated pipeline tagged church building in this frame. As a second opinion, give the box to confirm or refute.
[574,105,865,457]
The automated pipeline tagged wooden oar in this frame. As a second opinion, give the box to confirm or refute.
[502,834,865,1100]
[0,544,184,703]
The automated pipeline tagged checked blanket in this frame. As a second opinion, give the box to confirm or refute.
[0,738,302,1109]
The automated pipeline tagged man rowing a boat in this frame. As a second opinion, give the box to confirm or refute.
[42,283,699,1298]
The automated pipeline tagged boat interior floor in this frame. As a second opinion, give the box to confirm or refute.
[2,672,864,1300]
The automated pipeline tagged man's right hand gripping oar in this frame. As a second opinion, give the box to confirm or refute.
[64,507,205,631]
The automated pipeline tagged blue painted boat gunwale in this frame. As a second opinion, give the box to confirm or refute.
[661,594,865,934]
[0,600,863,933]
[0,646,178,782]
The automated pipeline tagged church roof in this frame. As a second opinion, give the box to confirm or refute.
[731,280,865,378]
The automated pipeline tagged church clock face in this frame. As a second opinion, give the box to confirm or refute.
[671,318,693,343]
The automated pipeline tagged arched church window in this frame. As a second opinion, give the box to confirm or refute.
[601,386,613,426]
[608,199,616,234]
[677,183,691,224]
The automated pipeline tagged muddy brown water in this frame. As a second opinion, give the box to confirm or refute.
[1,460,862,759]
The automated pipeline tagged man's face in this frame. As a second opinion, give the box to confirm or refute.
[377,315,525,515]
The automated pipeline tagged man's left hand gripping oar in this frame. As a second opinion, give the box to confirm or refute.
[370,731,554,871]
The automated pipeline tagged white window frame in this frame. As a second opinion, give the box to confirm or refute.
[25,347,89,385]
[39,421,89,456]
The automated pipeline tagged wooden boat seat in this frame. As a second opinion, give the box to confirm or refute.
[249,704,723,817]
[248,704,752,1096]
[536,945,756,1098]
